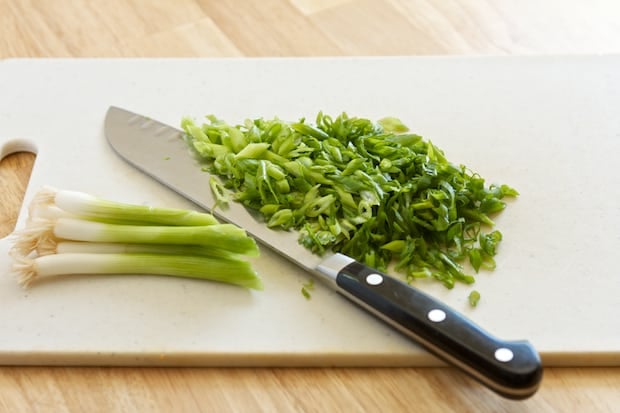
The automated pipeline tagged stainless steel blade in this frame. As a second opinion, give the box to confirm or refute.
[104,106,324,273]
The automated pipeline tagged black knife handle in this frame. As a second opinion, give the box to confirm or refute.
[335,260,542,400]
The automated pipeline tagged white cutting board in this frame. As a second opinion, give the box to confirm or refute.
[0,57,619,367]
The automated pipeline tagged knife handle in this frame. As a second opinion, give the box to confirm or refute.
[323,257,542,400]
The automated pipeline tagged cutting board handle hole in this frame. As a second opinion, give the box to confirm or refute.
[0,143,37,238]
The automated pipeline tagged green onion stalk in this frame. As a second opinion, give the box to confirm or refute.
[10,188,262,290]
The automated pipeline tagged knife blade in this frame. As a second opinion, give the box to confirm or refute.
[104,106,542,399]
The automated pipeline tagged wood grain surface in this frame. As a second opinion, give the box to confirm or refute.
[1,1,620,412]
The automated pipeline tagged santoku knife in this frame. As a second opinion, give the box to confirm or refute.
[104,106,542,399]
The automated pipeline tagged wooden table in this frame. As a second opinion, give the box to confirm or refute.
[1,1,619,411]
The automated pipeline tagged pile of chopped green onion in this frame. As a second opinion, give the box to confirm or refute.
[182,112,518,290]
[10,187,262,289]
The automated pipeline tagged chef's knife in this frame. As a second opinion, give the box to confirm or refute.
[104,106,542,399]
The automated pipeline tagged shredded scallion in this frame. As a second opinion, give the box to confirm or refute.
[13,253,262,290]
[182,112,518,289]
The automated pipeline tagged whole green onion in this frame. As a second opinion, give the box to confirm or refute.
[13,218,258,257]
[31,187,219,226]
[10,187,262,290]
[13,253,262,290]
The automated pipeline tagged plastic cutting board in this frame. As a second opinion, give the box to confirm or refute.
[0,56,619,366]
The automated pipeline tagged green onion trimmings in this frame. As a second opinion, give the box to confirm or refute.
[182,112,518,289]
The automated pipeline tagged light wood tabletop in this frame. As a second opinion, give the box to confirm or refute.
[1,1,620,412]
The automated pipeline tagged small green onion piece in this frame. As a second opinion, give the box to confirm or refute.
[380,240,405,253]
[377,117,409,133]
[469,249,483,273]
[235,142,270,159]
[12,253,262,290]
[54,219,259,256]
[499,184,519,197]
[301,279,315,300]
[209,176,230,209]
[468,290,481,307]
[267,209,294,228]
